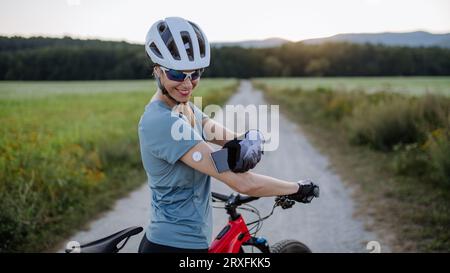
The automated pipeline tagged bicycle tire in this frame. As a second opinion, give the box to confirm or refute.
[270,239,312,253]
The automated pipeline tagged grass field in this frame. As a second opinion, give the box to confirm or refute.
[0,79,238,99]
[254,77,450,252]
[0,79,238,252]
[254,77,450,96]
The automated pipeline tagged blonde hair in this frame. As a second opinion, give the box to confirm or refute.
[175,102,196,128]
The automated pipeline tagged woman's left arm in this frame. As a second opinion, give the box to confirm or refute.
[202,118,240,146]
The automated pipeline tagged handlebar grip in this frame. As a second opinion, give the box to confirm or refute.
[211,192,229,201]
[211,192,260,205]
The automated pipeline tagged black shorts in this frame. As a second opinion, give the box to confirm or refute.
[138,234,209,253]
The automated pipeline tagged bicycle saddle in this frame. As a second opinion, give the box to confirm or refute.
[66,226,143,253]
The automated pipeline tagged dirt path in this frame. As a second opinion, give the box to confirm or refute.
[59,80,390,253]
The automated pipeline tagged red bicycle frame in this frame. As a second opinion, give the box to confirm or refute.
[209,215,251,253]
[207,192,272,253]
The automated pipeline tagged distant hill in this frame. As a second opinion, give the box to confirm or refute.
[212,31,450,48]
[211,37,290,48]
[302,31,450,48]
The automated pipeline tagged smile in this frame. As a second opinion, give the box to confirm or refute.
[176,88,191,96]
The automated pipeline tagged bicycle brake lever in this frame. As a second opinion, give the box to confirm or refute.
[275,196,295,209]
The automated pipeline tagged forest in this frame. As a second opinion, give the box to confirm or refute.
[1,36,449,80]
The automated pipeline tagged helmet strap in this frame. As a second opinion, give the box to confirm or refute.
[154,70,181,105]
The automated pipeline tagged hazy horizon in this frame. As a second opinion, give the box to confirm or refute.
[2,30,450,45]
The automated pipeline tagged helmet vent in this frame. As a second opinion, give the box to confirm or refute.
[189,22,206,58]
[158,22,167,34]
[149,42,162,58]
[181,31,194,61]
[167,39,180,60]
[158,22,180,60]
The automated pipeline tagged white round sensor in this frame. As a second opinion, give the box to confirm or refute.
[192,151,202,162]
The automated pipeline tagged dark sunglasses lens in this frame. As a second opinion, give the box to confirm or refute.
[191,71,200,80]
[192,69,204,80]
[166,70,185,81]
[165,68,203,81]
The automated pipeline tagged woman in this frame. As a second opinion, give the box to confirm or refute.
[138,17,319,253]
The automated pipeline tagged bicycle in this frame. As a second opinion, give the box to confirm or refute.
[65,192,312,253]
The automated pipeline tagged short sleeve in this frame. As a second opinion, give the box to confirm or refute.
[139,108,203,164]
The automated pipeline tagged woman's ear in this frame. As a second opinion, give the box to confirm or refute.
[152,66,160,78]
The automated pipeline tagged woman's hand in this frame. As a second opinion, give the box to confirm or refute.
[285,180,320,203]
[224,129,264,173]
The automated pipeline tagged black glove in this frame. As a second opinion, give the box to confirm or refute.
[223,129,264,173]
[286,180,320,203]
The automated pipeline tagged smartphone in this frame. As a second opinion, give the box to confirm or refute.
[210,149,230,173]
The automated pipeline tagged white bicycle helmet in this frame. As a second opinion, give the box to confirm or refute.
[145,17,210,70]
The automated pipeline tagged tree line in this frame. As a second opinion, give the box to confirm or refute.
[0,36,449,80]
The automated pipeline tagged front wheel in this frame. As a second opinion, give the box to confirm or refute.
[270,239,312,253]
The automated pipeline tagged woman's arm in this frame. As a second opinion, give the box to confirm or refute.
[202,118,239,147]
[180,141,298,197]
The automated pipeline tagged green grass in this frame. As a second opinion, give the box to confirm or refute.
[255,79,450,252]
[254,77,450,97]
[0,78,238,99]
[0,78,238,252]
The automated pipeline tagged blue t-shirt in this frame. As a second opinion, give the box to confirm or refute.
[138,99,212,249]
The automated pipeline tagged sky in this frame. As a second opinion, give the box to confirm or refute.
[0,0,449,44]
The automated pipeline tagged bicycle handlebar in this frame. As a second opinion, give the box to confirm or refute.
[212,191,296,228]
[211,192,229,201]
[211,191,259,206]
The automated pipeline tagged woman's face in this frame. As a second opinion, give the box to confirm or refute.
[155,66,199,103]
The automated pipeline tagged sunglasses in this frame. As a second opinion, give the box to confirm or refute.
[160,66,204,82]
